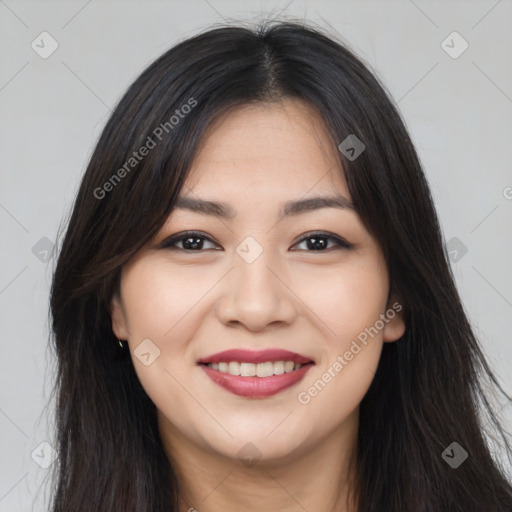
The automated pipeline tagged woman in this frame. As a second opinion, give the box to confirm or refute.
[48,20,512,511]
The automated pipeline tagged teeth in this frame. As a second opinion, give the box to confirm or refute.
[228,362,241,375]
[257,362,273,377]
[273,361,284,375]
[207,360,304,377]
[240,363,256,377]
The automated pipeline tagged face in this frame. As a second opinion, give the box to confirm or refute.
[110,99,405,466]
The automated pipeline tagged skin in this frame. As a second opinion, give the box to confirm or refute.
[110,98,406,512]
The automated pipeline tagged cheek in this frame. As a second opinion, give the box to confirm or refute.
[120,259,218,401]
[292,255,389,344]
[121,258,213,342]
[119,261,206,431]
[296,342,381,431]
[293,255,387,383]
[293,255,388,421]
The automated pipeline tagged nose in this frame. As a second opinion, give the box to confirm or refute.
[215,250,297,332]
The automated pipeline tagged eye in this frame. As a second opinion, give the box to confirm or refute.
[160,230,352,252]
[291,231,352,251]
[160,231,220,251]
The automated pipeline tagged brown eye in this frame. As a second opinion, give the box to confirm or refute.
[291,232,352,251]
[161,231,220,251]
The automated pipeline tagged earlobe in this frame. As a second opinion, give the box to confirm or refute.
[382,298,406,343]
[110,294,130,340]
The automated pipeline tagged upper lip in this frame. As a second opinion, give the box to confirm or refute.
[198,349,314,365]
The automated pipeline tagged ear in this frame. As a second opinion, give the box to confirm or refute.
[110,293,130,340]
[382,296,406,343]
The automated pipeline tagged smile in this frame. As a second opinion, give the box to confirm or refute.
[198,349,314,398]
[206,360,303,377]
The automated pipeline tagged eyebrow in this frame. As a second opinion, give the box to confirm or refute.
[174,195,354,219]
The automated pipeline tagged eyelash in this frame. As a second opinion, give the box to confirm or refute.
[160,230,353,252]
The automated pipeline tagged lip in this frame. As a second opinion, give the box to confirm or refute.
[200,363,313,398]
[198,349,315,398]
[197,349,313,365]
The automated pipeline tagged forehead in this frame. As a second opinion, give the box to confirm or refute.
[183,99,349,199]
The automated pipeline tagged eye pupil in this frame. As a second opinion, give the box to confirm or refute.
[183,236,203,250]
[307,236,328,250]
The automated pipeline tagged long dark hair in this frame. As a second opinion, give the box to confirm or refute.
[47,19,512,511]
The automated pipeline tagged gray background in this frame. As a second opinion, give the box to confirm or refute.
[1,0,511,510]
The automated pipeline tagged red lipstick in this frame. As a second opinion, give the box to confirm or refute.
[198,349,314,398]
[198,348,313,365]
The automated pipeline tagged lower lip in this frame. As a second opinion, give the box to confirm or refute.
[200,364,313,398]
